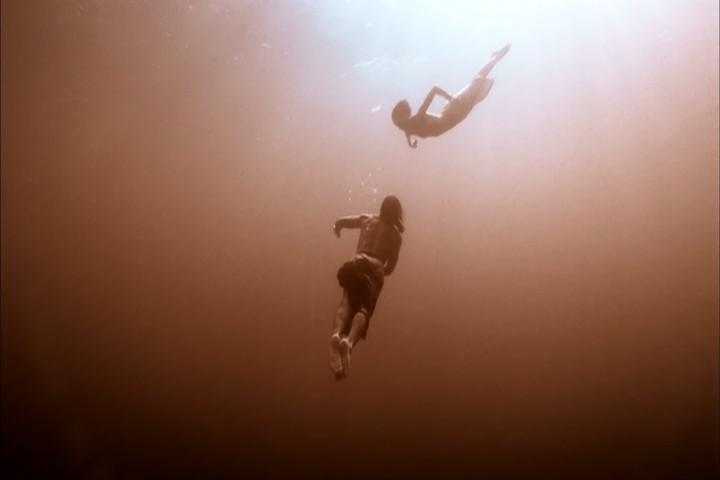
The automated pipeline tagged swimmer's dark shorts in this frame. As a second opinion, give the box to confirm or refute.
[336,256,384,338]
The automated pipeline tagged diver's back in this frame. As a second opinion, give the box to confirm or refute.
[356,216,400,265]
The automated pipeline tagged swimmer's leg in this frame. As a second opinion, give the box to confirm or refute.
[465,44,508,106]
[333,291,353,336]
[477,44,511,78]
[473,77,495,105]
[338,310,368,375]
[347,310,368,348]
[330,292,352,378]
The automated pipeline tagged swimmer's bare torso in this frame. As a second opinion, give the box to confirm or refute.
[395,44,510,148]
[404,87,459,142]
[333,214,401,275]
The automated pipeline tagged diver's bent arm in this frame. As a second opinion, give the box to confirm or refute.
[432,86,452,101]
[384,236,402,275]
[384,249,400,276]
[417,89,437,115]
[333,215,367,237]
[418,86,451,115]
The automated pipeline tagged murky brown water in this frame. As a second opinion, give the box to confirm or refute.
[2,1,718,479]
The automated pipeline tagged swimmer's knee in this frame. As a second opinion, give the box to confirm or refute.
[475,78,494,103]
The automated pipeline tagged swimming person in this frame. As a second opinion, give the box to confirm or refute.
[391,44,511,148]
[330,195,404,380]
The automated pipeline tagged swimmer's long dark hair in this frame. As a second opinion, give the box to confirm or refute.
[380,195,405,233]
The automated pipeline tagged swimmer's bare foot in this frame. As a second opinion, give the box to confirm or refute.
[338,338,352,377]
[492,44,511,59]
[330,333,344,379]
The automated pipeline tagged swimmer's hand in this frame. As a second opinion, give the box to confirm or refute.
[333,222,342,237]
[406,133,418,148]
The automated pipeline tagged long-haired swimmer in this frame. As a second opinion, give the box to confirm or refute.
[392,44,511,148]
[329,195,404,379]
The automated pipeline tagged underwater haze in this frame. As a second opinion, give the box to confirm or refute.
[2,1,718,479]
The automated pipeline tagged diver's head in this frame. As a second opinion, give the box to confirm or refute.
[380,195,405,233]
[391,100,411,129]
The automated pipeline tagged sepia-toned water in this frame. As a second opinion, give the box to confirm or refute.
[2,1,718,479]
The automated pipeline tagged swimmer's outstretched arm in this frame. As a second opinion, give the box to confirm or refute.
[417,86,453,115]
[333,214,368,237]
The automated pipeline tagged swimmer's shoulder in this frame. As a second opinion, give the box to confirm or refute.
[356,213,375,229]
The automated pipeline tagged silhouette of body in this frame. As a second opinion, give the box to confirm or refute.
[330,196,404,379]
[392,44,511,148]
